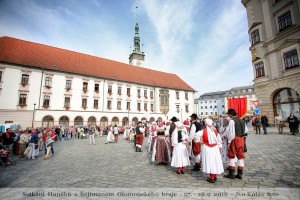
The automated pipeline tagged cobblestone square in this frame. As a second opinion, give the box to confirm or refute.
[0,127,299,199]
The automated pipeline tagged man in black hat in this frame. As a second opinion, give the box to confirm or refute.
[189,113,202,171]
[168,117,178,154]
[224,109,248,179]
[135,122,145,152]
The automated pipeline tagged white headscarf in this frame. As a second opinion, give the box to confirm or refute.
[205,118,218,145]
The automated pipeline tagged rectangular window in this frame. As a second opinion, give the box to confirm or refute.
[201,106,203,109]
[176,92,179,99]
[64,97,70,107]
[201,112,203,115]
[43,95,50,107]
[117,101,121,110]
[144,90,147,98]
[0,71,2,82]
[108,85,112,93]
[205,112,208,115]
[127,102,130,110]
[107,100,112,109]
[251,29,260,45]
[185,105,189,113]
[255,62,265,78]
[94,99,98,108]
[118,86,122,95]
[83,82,88,91]
[21,74,29,85]
[95,84,99,92]
[278,10,292,32]
[210,106,212,109]
[82,98,87,108]
[205,106,207,109]
[45,77,52,87]
[150,91,154,99]
[19,94,27,105]
[283,49,299,70]
[176,104,180,113]
[144,103,147,111]
[151,104,154,111]
[222,105,224,108]
[127,88,131,96]
[185,92,188,100]
[66,80,72,89]
[214,105,217,108]
[137,103,141,110]
[137,89,141,97]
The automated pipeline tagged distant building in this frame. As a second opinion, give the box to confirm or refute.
[224,85,257,116]
[242,0,300,121]
[0,36,195,128]
[194,99,199,117]
[198,91,227,118]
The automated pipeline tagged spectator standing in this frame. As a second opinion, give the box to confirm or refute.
[19,130,28,158]
[261,113,269,135]
[55,126,62,142]
[287,112,299,135]
[255,115,262,134]
[89,126,95,145]
[113,125,119,143]
[275,114,284,134]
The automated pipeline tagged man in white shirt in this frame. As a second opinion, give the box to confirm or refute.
[189,113,202,171]
[224,109,248,180]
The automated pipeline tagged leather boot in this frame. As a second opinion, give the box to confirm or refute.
[191,163,200,171]
[223,169,235,179]
[235,169,243,179]
[135,147,138,152]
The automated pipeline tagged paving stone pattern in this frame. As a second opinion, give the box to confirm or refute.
[0,127,299,199]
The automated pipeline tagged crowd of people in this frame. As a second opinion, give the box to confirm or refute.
[1,110,298,183]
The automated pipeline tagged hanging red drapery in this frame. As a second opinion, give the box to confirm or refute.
[228,98,247,118]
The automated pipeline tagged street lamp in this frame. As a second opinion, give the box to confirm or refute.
[181,109,183,121]
[128,109,130,125]
[32,103,36,128]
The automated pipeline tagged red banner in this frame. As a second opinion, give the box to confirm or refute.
[228,97,247,118]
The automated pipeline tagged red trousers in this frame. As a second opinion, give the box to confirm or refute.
[227,137,245,160]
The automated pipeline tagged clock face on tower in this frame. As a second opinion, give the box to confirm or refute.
[136,60,142,67]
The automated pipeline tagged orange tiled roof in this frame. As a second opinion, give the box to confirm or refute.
[0,36,195,92]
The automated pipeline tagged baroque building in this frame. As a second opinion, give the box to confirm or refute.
[242,0,300,121]
[0,35,195,128]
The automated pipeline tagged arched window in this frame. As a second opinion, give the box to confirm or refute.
[132,117,138,126]
[112,117,119,126]
[42,116,54,127]
[122,117,129,126]
[74,116,83,126]
[100,117,108,127]
[149,117,155,123]
[88,116,96,126]
[59,116,69,127]
[273,88,300,120]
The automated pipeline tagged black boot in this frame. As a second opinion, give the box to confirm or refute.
[223,169,235,179]
[191,165,200,171]
[235,169,243,179]
[135,147,138,152]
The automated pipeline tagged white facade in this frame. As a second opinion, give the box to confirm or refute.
[0,63,194,128]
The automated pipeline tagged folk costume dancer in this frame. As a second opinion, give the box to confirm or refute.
[224,109,248,179]
[148,122,157,152]
[189,113,202,171]
[135,122,145,152]
[171,121,190,174]
[169,117,178,155]
[151,126,171,164]
[197,118,224,183]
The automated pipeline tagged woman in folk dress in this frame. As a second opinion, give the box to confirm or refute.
[197,118,224,183]
[171,121,190,174]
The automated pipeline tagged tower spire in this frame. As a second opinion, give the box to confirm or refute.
[129,0,145,67]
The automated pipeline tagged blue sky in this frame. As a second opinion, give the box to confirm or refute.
[0,0,253,96]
